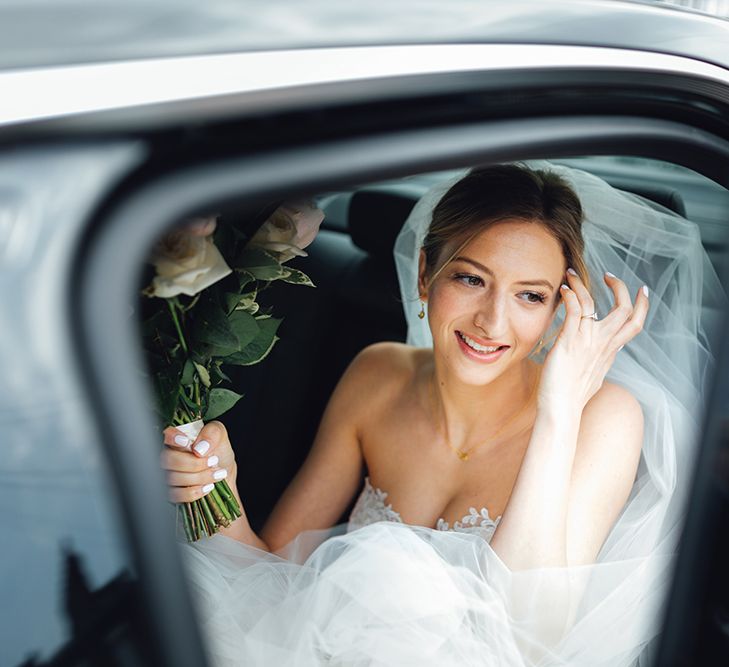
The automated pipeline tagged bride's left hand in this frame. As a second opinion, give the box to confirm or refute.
[537,269,650,414]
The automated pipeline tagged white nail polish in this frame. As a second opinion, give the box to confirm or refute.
[642,285,649,298]
[618,345,625,351]
[207,455,219,468]
[194,440,210,456]
[605,271,616,278]
[213,469,228,481]
[174,435,190,447]
[560,284,569,290]
[567,267,577,276]
[202,483,214,494]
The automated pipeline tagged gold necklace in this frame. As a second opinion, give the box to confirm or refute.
[429,370,539,461]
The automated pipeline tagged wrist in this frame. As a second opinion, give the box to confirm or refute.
[535,404,581,437]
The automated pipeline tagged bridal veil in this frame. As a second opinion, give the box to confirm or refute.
[182,161,725,666]
[394,160,726,664]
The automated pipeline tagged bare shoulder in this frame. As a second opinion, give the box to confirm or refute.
[344,341,417,393]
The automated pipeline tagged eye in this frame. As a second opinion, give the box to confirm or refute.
[518,291,547,304]
[453,273,483,287]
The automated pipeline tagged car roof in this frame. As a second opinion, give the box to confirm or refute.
[1,0,728,72]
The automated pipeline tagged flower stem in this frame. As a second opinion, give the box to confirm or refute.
[184,502,198,541]
[192,500,205,537]
[217,480,242,517]
[180,504,194,542]
[211,486,233,524]
[167,299,189,356]
[194,379,201,410]
[200,496,218,534]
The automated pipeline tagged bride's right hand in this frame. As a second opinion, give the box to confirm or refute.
[161,420,237,503]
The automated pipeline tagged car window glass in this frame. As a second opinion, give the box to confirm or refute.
[1,146,143,667]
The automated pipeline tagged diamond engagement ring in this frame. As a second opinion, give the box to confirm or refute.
[581,312,599,320]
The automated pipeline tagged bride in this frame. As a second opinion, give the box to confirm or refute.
[161,162,722,666]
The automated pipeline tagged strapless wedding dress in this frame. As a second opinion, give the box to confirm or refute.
[348,476,502,541]
[179,476,667,667]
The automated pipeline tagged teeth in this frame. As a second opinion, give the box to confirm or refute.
[459,332,502,353]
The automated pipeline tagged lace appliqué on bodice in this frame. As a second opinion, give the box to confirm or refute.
[348,477,501,543]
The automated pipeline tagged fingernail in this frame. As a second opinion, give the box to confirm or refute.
[618,345,625,351]
[213,469,228,481]
[560,284,570,290]
[201,483,214,494]
[567,267,577,276]
[207,455,219,468]
[194,440,210,456]
[642,285,649,298]
[605,271,616,278]
[174,435,190,448]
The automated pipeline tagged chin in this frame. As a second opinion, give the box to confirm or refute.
[446,347,514,386]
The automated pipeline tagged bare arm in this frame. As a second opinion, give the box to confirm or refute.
[488,270,647,649]
[260,343,398,552]
[489,382,643,569]
[488,270,648,570]
[162,343,394,553]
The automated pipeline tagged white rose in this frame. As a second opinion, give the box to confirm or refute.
[146,217,232,298]
[249,200,325,263]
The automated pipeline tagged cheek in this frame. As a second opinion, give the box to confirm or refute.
[426,284,473,325]
[427,281,457,309]
[510,309,545,336]
[502,298,557,348]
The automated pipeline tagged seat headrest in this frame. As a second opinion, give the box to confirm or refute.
[346,178,688,260]
[610,179,687,217]
[348,184,426,260]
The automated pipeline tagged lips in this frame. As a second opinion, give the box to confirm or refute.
[455,330,510,362]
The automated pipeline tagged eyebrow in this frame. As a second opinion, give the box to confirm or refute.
[453,256,555,290]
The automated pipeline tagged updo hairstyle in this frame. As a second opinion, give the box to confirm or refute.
[421,164,589,297]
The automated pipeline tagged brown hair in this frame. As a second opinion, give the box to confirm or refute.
[421,164,589,296]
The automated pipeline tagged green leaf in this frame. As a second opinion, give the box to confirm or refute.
[193,361,211,388]
[224,287,259,315]
[210,360,231,385]
[228,310,259,349]
[204,388,244,421]
[238,290,260,314]
[239,247,287,281]
[224,317,282,366]
[154,371,181,425]
[180,390,201,412]
[181,359,195,385]
[236,269,256,291]
[223,292,240,314]
[280,267,315,287]
[191,297,240,357]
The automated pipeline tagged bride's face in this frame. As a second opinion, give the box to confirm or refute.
[419,219,566,385]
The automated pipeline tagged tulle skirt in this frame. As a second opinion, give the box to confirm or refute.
[181,521,671,666]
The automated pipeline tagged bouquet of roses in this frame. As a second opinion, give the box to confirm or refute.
[141,201,324,542]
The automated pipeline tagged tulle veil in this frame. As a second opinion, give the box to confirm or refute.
[181,161,725,666]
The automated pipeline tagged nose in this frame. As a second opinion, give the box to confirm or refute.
[473,291,507,337]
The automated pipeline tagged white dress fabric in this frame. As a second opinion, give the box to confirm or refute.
[180,162,726,666]
[348,476,502,541]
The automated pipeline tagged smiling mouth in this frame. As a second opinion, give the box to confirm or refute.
[456,331,509,354]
